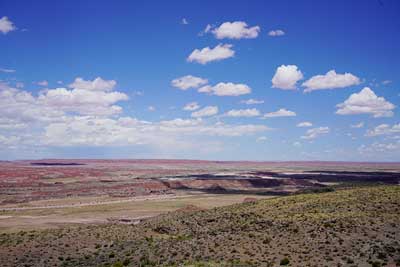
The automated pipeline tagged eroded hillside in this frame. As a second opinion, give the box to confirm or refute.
[1,186,399,267]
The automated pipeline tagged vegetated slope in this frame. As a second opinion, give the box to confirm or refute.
[1,186,399,267]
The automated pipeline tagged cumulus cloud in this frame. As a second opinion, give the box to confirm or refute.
[187,44,234,64]
[264,108,296,118]
[0,76,128,125]
[297,121,313,127]
[69,77,117,92]
[365,123,400,137]
[38,87,128,116]
[0,79,271,156]
[268,30,285,36]
[191,106,218,118]
[301,127,330,140]
[43,116,267,147]
[183,102,200,111]
[241,99,264,105]
[302,70,360,92]
[271,65,303,90]
[211,21,260,39]
[198,82,251,96]
[224,108,260,117]
[336,87,395,118]
[171,75,208,90]
[0,16,16,34]
[0,83,65,123]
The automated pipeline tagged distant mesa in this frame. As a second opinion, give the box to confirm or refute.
[30,162,86,166]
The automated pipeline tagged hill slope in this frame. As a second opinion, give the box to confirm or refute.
[1,186,399,267]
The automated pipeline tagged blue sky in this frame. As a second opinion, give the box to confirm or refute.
[0,0,399,161]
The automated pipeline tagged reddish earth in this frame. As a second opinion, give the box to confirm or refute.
[0,159,399,205]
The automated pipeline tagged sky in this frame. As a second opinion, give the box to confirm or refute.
[0,0,400,161]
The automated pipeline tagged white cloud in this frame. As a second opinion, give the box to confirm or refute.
[301,127,330,140]
[181,18,189,25]
[351,122,364,128]
[15,82,24,88]
[36,80,49,87]
[183,102,200,111]
[199,24,214,36]
[359,141,400,154]
[302,70,360,92]
[133,91,144,96]
[38,87,128,116]
[336,87,395,118]
[0,118,27,130]
[382,80,392,85]
[271,65,303,90]
[0,81,271,155]
[0,16,16,34]
[268,30,285,36]
[69,77,117,92]
[43,116,267,147]
[0,68,16,73]
[297,121,312,127]
[264,108,296,118]
[159,118,202,127]
[0,76,128,125]
[187,44,234,64]
[0,83,65,123]
[171,75,208,90]
[293,141,302,147]
[224,108,260,117]
[191,106,218,118]
[0,134,20,146]
[256,136,267,142]
[148,106,156,112]
[241,99,264,105]
[198,82,251,96]
[211,21,260,39]
[365,123,400,137]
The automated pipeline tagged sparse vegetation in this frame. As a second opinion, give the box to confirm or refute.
[280,257,290,265]
[0,185,399,266]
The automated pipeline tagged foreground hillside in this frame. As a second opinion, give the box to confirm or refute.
[1,186,399,267]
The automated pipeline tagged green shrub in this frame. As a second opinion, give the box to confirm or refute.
[112,261,123,267]
[280,257,290,265]
[122,258,130,266]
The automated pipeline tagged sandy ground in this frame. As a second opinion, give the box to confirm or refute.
[0,193,190,211]
[0,193,272,232]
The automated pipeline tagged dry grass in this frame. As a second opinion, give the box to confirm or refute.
[0,186,399,266]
